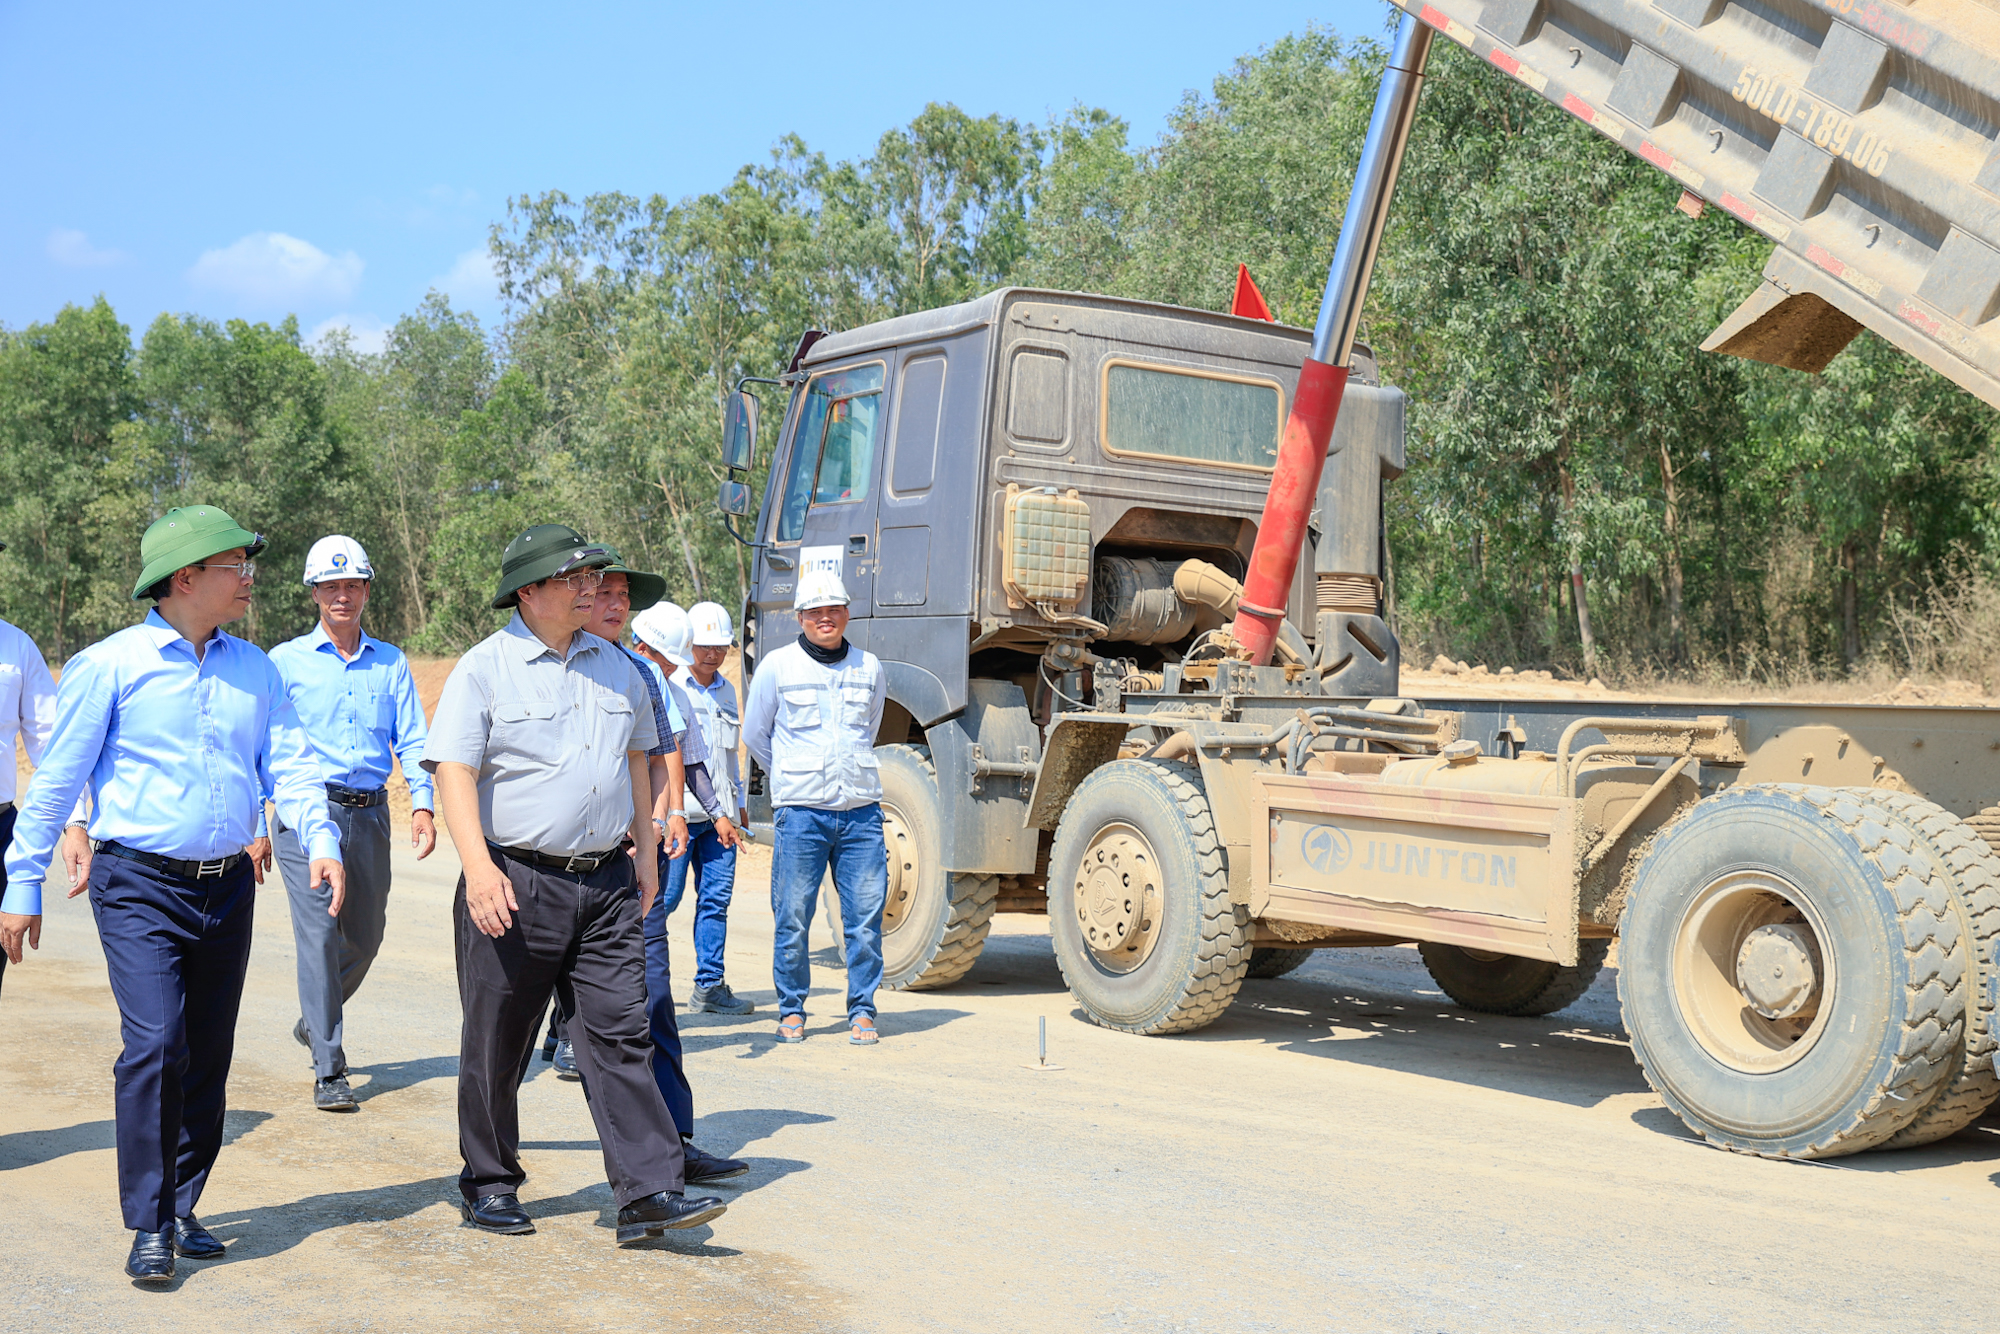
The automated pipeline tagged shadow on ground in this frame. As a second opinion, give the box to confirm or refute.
[0,1109,273,1173]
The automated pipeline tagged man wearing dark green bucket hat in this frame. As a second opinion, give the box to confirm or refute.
[423,523,726,1244]
[0,505,343,1283]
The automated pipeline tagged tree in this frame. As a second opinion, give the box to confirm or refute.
[0,299,138,659]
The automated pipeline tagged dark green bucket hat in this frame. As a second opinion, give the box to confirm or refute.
[597,546,666,613]
[131,506,266,600]
[491,524,617,609]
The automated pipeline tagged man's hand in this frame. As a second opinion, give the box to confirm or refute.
[411,809,437,860]
[713,814,741,850]
[311,858,345,917]
[0,912,40,964]
[664,814,690,860]
[464,859,516,938]
[245,836,273,885]
[61,825,91,896]
[637,847,662,918]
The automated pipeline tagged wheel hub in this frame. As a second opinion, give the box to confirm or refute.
[1073,825,1162,973]
[1735,923,1822,1020]
[1671,871,1835,1074]
[880,802,916,936]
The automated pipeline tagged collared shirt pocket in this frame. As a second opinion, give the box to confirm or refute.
[493,700,560,748]
[596,693,637,747]
[780,685,821,731]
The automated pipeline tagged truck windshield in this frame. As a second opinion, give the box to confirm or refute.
[1101,361,1282,471]
[773,363,885,542]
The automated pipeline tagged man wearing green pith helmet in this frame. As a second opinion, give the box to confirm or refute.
[0,506,342,1283]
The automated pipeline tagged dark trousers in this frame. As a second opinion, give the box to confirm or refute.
[542,848,694,1138]
[0,804,15,999]
[274,803,393,1078]
[89,853,256,1231]
[456,849,683,1207]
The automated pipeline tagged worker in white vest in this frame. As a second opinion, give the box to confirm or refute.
[664,601,752,1015]
[741,570,887,1046]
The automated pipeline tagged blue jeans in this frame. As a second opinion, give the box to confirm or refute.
[662,822,739,989]
[771,804,887,1021]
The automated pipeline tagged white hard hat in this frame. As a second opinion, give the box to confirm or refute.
[793,569,850,612]
[303,535,373,585]
[631,601,692,667]
[688,601,734,647]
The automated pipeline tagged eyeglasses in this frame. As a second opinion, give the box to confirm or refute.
[551,571,606,591]
[195,560,257,581]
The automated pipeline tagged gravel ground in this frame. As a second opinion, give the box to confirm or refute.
[5,836,2000,1332]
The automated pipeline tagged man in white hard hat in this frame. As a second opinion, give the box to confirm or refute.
[265,535,435,1112]
[742,570,887,1045]
[666,601,752,1015]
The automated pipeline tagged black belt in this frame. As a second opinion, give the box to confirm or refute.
[489,842,626,875]
[326,784,388,808]
[95,839,246,881]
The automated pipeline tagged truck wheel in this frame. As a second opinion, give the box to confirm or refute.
[1419,939,1610,1016]
[1618,785,1965,1158]
[876,744,997,991]
[1866,792,2000,1147]
[1048,759,1249,1034]
[1246,947,1315,980]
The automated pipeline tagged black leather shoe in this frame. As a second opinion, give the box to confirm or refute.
[552,1039,580,1081]
[173,1214,225,1259]
[292,1017,310,1048]
[126,1227,175,1282]
[460,1192,535,1235]
[682,1140,748,1184]
[314,1074,358,1111]
[615,1191,726,1245]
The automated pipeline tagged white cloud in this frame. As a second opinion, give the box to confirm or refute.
[308,314,390,356]
[188,231,363,306]
[47,228,127,267]
[431,247,498,307]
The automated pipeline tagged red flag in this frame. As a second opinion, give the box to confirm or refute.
[1231,263,1275,322]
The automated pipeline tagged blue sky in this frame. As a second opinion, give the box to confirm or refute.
[2,1,1390,352]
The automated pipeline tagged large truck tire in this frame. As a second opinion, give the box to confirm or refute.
[1419,939,1611,1016]
[1618,784,1967,1158]
[875,744,997,991]
[1866,792,2000,1147]
[1246,947,1315,980]
[1047,759,1249,1034]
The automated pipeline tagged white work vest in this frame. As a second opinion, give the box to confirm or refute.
[744,640,885,811]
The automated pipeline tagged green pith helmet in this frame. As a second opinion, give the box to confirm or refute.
[131,507,266,601]
[491,524,616,609]
[596,546,666,613]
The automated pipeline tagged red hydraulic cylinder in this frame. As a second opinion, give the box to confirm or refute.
[1228,13,1434,665]
[1231,359,1349,661]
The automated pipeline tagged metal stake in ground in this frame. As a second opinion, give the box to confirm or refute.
[1023,1015,1064,1072]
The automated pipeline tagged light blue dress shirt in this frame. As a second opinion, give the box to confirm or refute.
[1,611,340,914]
[267,622,434,808]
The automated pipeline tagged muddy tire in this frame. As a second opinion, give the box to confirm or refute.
[1419,940,1610,1016]
[1618,785,1966,1158]
[876,744,997,991]
[1246,947,1315,980]
[1048,760,1249,1035]
[1866,792,2000,1147]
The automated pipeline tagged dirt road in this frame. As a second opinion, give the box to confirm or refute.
[6,835,2000,1333]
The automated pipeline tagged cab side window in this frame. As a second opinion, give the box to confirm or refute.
[773,363,885,542]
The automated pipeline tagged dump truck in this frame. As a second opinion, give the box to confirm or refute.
[714,0,2000,1160]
